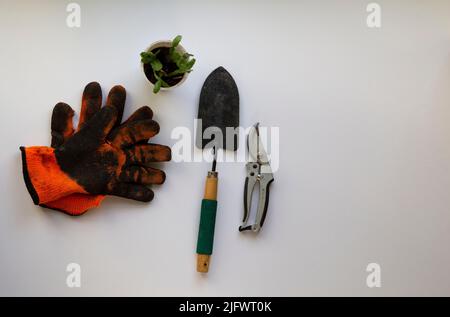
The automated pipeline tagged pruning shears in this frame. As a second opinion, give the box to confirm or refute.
[239,123,274,233]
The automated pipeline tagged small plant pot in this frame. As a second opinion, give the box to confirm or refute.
[142,40,189,91]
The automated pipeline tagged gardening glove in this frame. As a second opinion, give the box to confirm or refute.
[20,82,171,214]
[43,82,125,215]
[43,82,157,215]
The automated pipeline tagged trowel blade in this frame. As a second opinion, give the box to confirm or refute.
[196,66,240,151]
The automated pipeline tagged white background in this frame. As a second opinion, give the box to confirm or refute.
[1,0,450,296]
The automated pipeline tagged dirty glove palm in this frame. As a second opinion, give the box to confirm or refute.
[21,104,169,206]
[57,104,163,200]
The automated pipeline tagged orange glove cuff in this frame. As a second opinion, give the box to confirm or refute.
[20,146,87,204]
[43,194,106,216]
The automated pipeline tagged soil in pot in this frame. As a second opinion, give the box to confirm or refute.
[143,47,185,87]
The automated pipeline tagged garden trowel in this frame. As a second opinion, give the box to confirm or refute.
[195,66,239,273]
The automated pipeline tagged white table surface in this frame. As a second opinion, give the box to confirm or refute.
[1,0,450,296]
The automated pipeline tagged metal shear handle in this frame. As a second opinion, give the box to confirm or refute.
[239,123,274,233]
[240,162,274,232]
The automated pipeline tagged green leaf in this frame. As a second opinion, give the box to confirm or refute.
[160,78,170,87]
[153,79,162,93]
[153,71,162,80]
[186,58,196,69]
[167,69,186,77]
[172,35,182,48]
[177,55,191,69]
[150,59,163,71]
[153,72,170,88]
[176,59,186,70]
[165,56,195,77]
[166,69,182,77]
[170,50,182,64]
[141,51,157,64]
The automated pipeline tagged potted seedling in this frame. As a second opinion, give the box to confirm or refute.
[141,35,196,93]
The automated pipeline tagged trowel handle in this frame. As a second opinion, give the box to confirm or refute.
[196,171,218,273]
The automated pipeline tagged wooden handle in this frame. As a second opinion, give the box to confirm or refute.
[196,172,218,273]
[204,172,218,200]
[197,254,210,273]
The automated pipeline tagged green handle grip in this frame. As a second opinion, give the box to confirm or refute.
[196,199,218,255]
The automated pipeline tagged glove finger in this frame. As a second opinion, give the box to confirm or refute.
[78,82,102,131]
[125,144,171,165]
[105,106,154,147]
[106,85,126,127]
[109,119,160,148]
[121,107,154,146]
[78,105,118,140]
[120,166,166,185]
[109,183,154,202]
[51,102,75,147]
[123,106,153,125]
